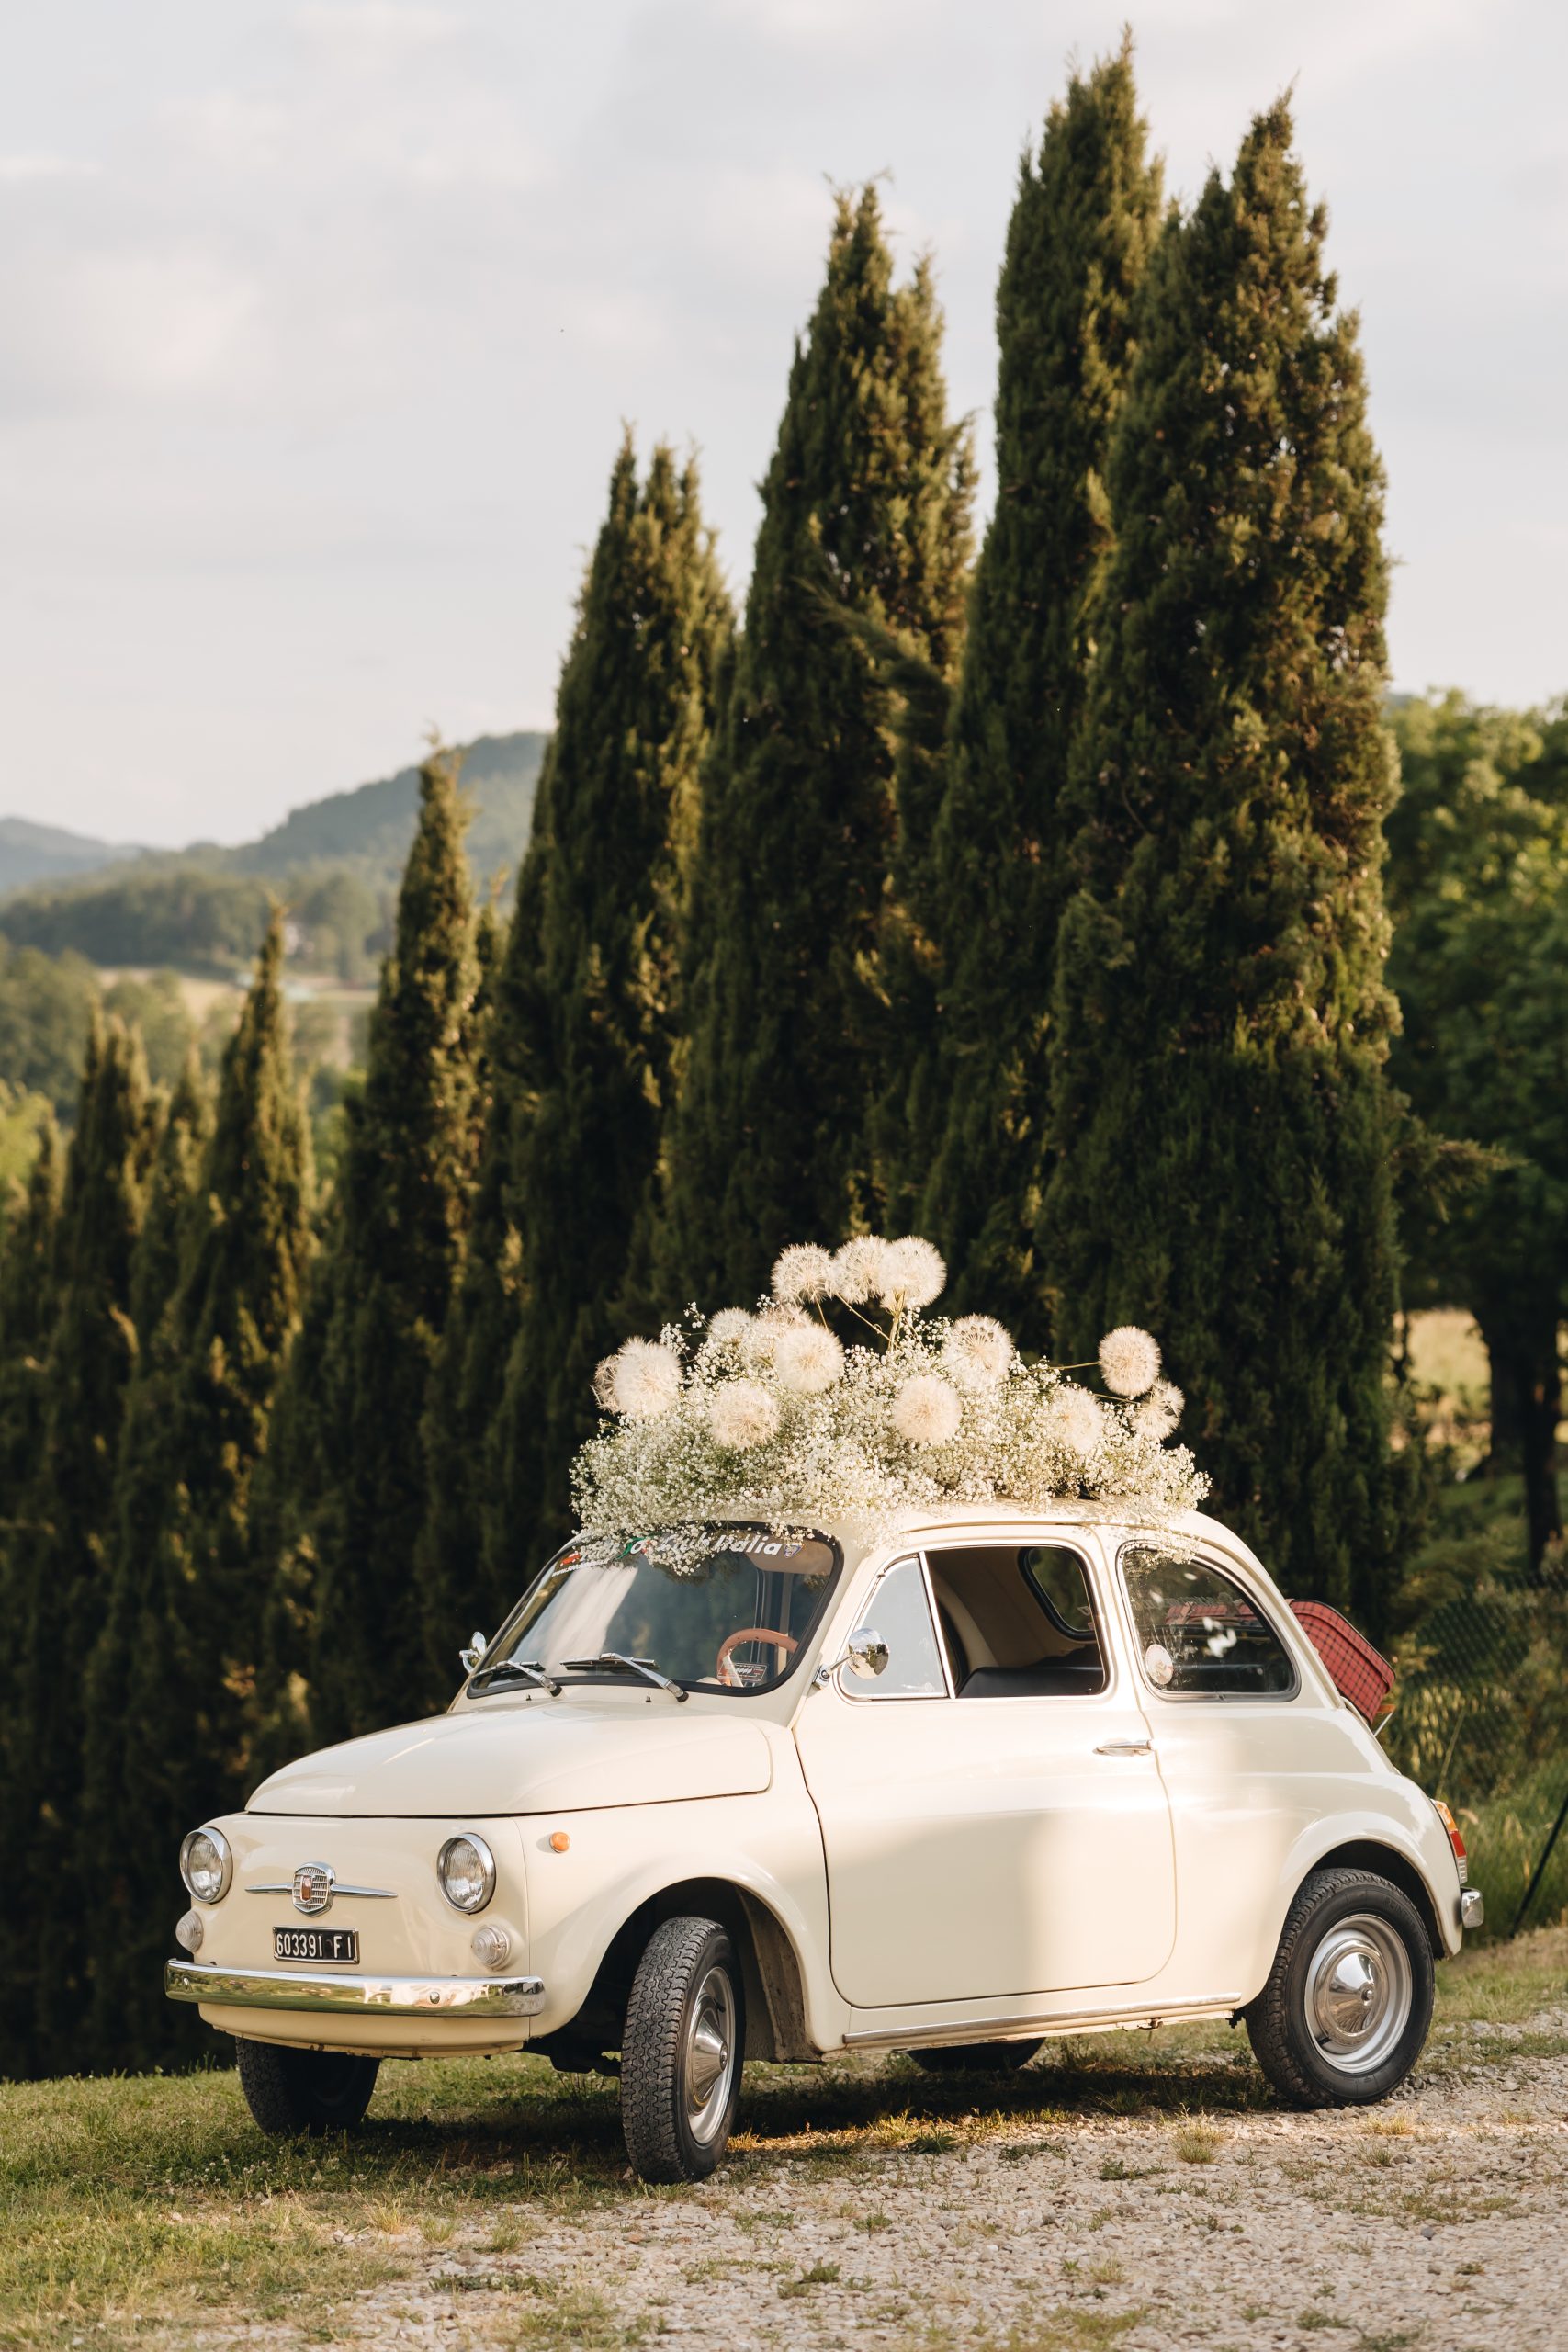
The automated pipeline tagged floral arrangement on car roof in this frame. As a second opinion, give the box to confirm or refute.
[570,1237,1207,1560]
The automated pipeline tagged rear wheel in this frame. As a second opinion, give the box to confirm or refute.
[620,1916,744,2183]
[1246,1867,1433,2108]
[235,2039,380,2136]
[908,2039,1043,2075]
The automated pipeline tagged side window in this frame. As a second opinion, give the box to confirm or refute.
[925,1543,1107,1698]
[1122,1550,1296,1700]
[848,1558,947,1701]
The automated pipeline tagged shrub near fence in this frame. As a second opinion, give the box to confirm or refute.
[1387,1552,1568,1937]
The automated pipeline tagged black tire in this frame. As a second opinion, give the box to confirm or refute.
[1245,1866,1434,2109]
[235,2039,380,2136]
[620,1916,745,2183]
[908,2039,1043,2075]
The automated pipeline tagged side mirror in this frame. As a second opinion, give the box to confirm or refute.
[459,1630,489,1677]
[816,1626,889,1685]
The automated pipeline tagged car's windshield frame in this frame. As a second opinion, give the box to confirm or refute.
[468,1524,845,1702]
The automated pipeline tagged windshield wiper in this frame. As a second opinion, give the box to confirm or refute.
[560,1651,689,1702]
[470,1657,563,1696]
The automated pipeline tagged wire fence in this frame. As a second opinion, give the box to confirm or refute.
[1385,1555,1568,1938]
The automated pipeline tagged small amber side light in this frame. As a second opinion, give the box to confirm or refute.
[548,1831,570,1854]
[1433,1798,1468,1883]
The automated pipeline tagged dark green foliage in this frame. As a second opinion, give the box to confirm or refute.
[485,441,732,1576]
[1039,102,1404,1626]
[299,757,485,1744]
[79,917,313,2068]
[1386,692,1568,1568]
[0,1119,62,2069]
[419,446,731,1668]
[895,45,1160,1340]
[0,871,276,974]
[0,938,100,1117]
[656,187,973,1311]
[0,1022,153,2075]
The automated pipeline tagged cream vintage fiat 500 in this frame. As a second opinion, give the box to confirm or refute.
[168,1502,1478,2181]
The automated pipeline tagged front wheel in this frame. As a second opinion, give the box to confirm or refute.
[235,2039,380,2135]
[1245,1867,1434,2108]
[620,1916,744,2183]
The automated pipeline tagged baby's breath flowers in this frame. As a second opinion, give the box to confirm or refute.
[576,1239,1205,1547]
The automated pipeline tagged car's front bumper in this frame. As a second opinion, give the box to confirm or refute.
[165,1960,546,2019]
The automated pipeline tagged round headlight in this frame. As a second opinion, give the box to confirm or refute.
[437,1833,495,1914]
[179,1826,232,1905]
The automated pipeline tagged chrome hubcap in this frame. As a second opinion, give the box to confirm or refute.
[1305,1915,1413,2075]
[683,1963,737,2144]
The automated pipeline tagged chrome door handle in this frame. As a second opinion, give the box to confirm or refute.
[1095,1739,1153,1757]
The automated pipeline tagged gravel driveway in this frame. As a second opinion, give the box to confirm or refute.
[321,1997,1568,2352]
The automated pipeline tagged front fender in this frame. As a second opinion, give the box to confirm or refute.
[521,1786,840,2050]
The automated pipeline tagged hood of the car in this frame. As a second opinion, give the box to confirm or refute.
[246,1701,773,1818]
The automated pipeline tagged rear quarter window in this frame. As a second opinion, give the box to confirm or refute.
[1122,1548,1297,1700]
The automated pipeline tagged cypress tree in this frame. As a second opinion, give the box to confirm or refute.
[2,1021,152,2075]
[1039,102,1403,1627]
[473,439,732,1584]
[302,754,485,1744]
[75,1056,213,2064]
[0,1116,63,2072]
[894,45,1160,1340]
[656,187,973,1309]
[84,916,313,2066]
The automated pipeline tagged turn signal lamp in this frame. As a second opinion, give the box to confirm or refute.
[1433,1799,1469,1885]
[548,1831,570,1854]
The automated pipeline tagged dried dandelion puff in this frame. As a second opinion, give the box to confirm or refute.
[708,1380,781,1453]
[1099,1325,1161,1397]
[942,1315,1014,1391]
[830,1235,889,1305]
[1130,1380,1184,1442]
[772,1242,837,1306]
[893,1373,962,1448]
[704,1307,754,1354]
[1055,1386,1107,1461]
[739,1304,806,1368]
[879,1236,947,1309]
[595,1338,682,1420]
[773,1322,845,1395]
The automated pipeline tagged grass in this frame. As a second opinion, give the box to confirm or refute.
[0,1922,1562,2347]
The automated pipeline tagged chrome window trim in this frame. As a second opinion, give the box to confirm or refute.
[165,1960,545,2018]
[1116,1540,1302,1705]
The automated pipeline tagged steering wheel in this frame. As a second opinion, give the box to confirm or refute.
[716,1627,798,1687]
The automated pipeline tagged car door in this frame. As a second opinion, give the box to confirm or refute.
[793,1540,1177,2010]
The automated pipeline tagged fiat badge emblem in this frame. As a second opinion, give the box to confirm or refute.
[291,1862,335,1916]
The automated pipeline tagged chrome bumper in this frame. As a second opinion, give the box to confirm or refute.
[1461,1888,1484,1931]
[165,1960,546,2018]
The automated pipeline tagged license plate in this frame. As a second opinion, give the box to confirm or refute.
[273,1926,358,1964]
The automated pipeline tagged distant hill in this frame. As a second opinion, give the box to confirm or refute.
[220,732,548,885]
[0,817,149,897]
[0,732,549,976]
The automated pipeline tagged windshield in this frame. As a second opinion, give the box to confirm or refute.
[472,1527,841,1697]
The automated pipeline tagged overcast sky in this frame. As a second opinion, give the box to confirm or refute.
[3,0,1565,848]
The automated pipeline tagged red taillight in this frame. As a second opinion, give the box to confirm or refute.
[1434,1799,1469,1885]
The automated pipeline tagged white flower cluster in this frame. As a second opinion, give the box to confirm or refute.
[571,1238,1206,1546]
